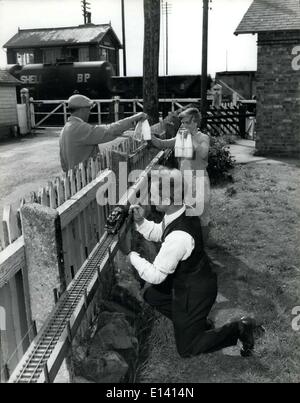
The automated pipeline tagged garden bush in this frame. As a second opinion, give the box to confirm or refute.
[207,136,235,184]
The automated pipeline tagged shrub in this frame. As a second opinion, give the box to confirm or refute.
[223,133,238,145]
[207,136,235,184]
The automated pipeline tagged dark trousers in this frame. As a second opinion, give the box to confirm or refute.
[144,269,240,357]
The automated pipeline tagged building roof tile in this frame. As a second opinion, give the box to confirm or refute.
[0,69,20,85]
[235,0,300,34]
[3,24,122,48]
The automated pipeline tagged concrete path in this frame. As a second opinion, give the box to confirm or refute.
[229,139,299,166]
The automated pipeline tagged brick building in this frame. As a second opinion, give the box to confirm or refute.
[235,0,300,156]
[3,24,122,75]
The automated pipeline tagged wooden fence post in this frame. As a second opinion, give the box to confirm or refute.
[239,103,247,138]
[232,92,238,106]
[113,96,120,122]
[97,102,102,124]
[20,88,31,133]
[29,97,35,128]
[63,102,67,125]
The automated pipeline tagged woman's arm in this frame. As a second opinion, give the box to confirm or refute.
[151,134,176,150]
[197,133,210,159]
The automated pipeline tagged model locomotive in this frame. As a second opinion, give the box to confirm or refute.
[105,205,130,235]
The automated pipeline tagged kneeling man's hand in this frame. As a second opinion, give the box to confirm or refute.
[129,204,145,225]
[119,227,132,256]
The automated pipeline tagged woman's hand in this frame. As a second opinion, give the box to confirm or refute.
[135,112,148,122]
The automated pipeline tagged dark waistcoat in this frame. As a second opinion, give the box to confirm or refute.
[154,211,211,294]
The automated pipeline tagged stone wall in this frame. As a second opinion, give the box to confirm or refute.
[255,30,300,156]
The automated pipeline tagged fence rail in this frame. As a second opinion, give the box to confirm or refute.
[205,103,256,138]
[29,97,255,139]
[29,97,203,128]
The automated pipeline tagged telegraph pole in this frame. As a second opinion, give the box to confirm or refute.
[81,0,91,25]
[162,1,172,76]
[143,0,161,124]
[201,0,209,130]
[121,0,127,76]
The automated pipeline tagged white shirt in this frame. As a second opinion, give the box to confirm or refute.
[128,206,195,284]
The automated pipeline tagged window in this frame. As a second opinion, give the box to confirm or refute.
[62,47,79,62]
[16,51,34,65]
[99,47,108,61]
[43,48,61,64]
[99,46,118,74]
[79,47,89,62]
[69,48,79,61]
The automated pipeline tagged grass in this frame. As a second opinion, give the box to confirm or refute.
[138,162,300,383]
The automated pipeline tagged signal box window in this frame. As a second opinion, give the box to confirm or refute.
[63,48,79,62]
[79,47,89,62]
[100,47,108,61]
[43,48,61,64]
[17,51,34,66]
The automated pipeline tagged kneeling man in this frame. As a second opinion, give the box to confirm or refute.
[119,166,263,358]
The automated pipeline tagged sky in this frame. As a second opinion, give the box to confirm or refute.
[0,0,257,76]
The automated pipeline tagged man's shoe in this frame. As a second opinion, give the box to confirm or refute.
[238,317,265,357]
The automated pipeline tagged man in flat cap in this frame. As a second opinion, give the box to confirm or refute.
[59,94,147,172]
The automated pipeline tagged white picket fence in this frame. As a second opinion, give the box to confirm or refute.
[0,128,157,382]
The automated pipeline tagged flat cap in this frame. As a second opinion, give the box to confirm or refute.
[67,94,93,109]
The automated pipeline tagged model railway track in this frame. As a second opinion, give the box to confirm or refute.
[10,234,115,383]
[9,149,170,383]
